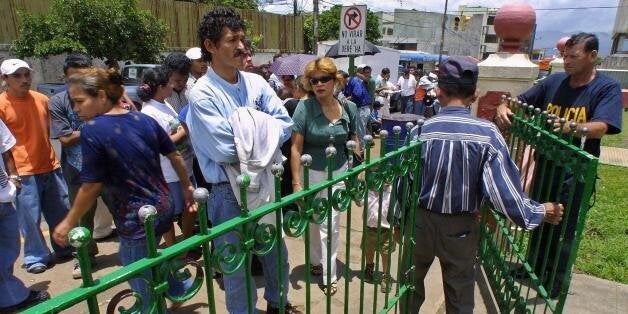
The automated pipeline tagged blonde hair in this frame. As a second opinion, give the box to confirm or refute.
[68,68,124,105]
[302,57,346,92]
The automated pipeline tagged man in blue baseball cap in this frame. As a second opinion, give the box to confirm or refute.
[403,56,564,313]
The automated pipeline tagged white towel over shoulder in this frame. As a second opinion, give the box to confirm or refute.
[225,107,285,226]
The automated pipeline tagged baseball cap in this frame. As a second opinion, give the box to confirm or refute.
[356,63,368,70]
[438,56,478,86]
[1,59,31,75]
[185,47,202,60]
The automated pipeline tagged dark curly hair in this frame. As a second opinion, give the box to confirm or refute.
[197,7,246,62]
[63,53,92,74]
[163,52,191,76]
[137,66,170,102]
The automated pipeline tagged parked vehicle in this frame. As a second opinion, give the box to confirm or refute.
[36,63,158,110]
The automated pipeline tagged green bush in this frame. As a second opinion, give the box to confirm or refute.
[11,0,167,63]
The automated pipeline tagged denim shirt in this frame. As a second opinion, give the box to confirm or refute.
[186,66,293,184]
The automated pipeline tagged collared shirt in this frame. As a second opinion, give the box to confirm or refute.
[186,66,293,184]
[413,106,545,230]
[344,76,371,107]
[186,74,199,92]
[292,97,358,171]
[397,75,417,97]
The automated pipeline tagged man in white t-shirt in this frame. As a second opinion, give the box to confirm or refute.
[0,120,51,311]
[397,68,417,113]
[185,47,208,92]
[375,67,396,117]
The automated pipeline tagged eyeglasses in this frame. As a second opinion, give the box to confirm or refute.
[309,75,333,85]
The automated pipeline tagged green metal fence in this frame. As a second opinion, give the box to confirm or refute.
[23,125,423,314]
[21,100,597,313]
[478,97,598,313]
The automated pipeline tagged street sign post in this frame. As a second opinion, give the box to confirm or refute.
[339,5,367,56]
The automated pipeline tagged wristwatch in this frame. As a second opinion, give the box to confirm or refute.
[9,175,21,183]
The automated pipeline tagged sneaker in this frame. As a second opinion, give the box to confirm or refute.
[0,290,50,312]
[364,263,375,282]
[26,262,48,274]
[510,266,531,280]
[72,262,82,279]
[266,302,303,314]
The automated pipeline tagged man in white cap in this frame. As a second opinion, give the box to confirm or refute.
[0,59,72,274]
[185,47,208,91]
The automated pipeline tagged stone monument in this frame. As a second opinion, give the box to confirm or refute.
[472,3,539,120]
[550,36,570,73]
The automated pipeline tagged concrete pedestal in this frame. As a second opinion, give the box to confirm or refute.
[472,52,539,121]
[551,57,565,73]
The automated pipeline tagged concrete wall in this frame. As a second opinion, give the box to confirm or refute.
[396,10,483,56]
[612,0,628,35]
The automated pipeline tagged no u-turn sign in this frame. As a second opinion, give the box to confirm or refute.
[339,5,366,56]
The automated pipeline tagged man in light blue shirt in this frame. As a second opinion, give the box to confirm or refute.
[186,8,300,314]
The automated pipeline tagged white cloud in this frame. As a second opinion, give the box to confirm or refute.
[262,0,619,33]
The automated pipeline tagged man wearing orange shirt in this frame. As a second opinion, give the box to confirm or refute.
[0,59,72,274]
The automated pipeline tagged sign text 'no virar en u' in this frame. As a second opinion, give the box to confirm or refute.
[339,5,366,56]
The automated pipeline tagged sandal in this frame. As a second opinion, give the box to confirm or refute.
[319,280,338,296]
[310,264,323,276]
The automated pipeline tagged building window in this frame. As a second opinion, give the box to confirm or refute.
[387,28,393,35]
[485,34,498,43]
[487,16,495,25]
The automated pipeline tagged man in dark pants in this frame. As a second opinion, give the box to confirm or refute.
[495,32,622,298]
[403,56,564,313]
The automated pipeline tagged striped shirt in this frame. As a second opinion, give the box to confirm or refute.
[414,106,545,230]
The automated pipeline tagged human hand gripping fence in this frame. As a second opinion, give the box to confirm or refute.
[478,96,597,314]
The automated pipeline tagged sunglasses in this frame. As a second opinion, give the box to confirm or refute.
[309,75,333,85]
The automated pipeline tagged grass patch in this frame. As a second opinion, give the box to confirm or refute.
[575,164,628,283]
[601,111,628,149]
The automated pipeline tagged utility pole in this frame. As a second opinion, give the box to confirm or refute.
[438,0,449,64]
[313,0,319,54]
[294,0,298,15]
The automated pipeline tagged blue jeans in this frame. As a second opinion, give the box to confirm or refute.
[16,168,72,267]
[356,106,371,152]
[118,236,191,313]
[413,101,425,116]
[167,176,196,217]
[208,183,290,314]
[401,95,414,113]
[0,202,30,308]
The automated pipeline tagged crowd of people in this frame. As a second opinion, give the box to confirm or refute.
[0,5,621,313]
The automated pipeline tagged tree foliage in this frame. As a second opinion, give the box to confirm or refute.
[179,0,260,10]
[303,5,381,53]
[12,0,167,63]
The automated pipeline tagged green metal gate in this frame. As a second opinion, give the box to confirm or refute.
[479,98,598,313]
[23,126,423,314]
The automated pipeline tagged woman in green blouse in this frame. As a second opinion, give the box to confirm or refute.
[290,57,360,296]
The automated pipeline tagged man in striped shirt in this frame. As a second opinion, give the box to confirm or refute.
[404,56,564,313]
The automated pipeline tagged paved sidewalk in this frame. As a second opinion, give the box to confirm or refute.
[600,146,628,167]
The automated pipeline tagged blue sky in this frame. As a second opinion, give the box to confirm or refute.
[263,0,621,34]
